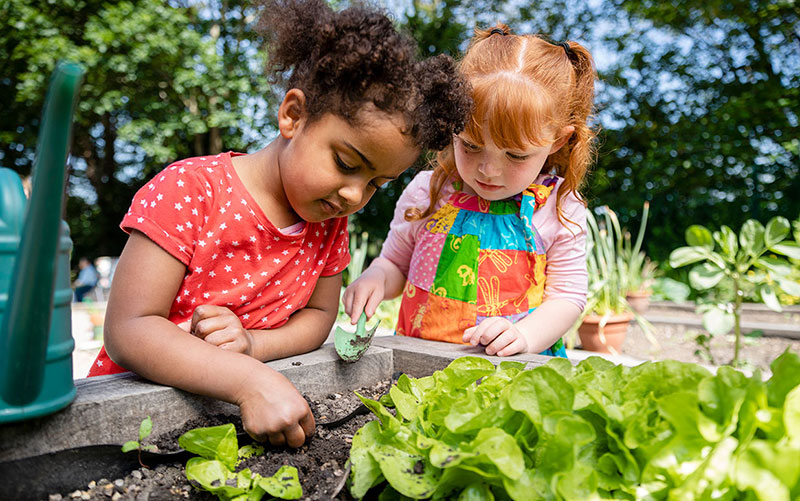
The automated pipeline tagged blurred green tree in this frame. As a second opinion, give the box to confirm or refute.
[587,0,799,260]
[1,0,272,261]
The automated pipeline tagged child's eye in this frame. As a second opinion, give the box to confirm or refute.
[459,138,481,153]
[506,152,530,161]
[334,154,357,172]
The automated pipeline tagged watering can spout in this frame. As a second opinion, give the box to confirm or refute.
[0,62,83,415]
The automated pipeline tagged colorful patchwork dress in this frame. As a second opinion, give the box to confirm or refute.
[395,177,567,357]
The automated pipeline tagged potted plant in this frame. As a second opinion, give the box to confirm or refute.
[567,206,657,354]
[619,202,659,314]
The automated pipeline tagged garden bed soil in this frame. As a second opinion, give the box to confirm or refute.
[48,380,392,501]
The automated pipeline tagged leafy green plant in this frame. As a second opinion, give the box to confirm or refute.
[179,423,302,501]
[348,353,800,499]
[650,276,691,302]
[565,207,657,349]
[121,416,157,468]
[669,216,800,366]
[619,201,659,295]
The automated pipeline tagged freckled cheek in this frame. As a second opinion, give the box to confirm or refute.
[454,151,477,177]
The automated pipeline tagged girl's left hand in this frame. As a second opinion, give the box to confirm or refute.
[186,305,255,356]
[462,317,529,357]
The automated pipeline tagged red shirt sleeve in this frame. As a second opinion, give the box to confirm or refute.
[120,164,209,265]
[321,217,351,276]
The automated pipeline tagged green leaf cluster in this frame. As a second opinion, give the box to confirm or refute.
[179,424,301,501]
[349,353,800,499]
[669,215,800,363]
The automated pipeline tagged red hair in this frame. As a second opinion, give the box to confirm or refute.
[406,24,598,229]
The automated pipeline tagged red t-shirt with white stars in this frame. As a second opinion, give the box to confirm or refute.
[88,152,350,376]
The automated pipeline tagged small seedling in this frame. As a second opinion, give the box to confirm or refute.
[121,416,158,468]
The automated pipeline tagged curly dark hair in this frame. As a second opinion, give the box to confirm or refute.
[258,0,471,151]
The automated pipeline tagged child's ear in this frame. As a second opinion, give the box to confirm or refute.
[278,89,307,139]
[549,125,575,154]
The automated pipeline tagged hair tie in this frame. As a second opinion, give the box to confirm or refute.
[490,28,506,36]
[559,41,573,58]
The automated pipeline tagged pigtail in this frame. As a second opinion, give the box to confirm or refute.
[553,41,597,227]
[472,23,512,44]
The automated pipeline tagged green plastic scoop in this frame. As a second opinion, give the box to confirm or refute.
[334,313,380,363]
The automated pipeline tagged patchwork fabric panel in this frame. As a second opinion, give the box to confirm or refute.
[397,178,560,350]
[407,232,446,291]
[476,249,540,316]
[432,233,479,303]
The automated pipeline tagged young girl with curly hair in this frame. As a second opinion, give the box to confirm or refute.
[344,24,597,359]
[89,0,470,448]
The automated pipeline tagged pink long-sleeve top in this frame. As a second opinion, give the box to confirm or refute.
[380,171,588,310]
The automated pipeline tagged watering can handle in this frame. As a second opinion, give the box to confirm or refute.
[0,62,83,406]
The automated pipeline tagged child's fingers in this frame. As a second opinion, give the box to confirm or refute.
[347,287,371,324]
[176,320,191,332]
[364,290,383,319]
[462,326,479,345]
[484,329,517,356]
[342,285,357,317]
[495,336,527,357]
[472,319,507,346]
[284,423,308,448]
[193,316,232,340]
[300,411,315,438]
[191,304,234,329]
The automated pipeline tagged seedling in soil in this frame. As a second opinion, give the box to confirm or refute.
[121,416,158,468]
[180,423,301,500]
[334,312,380,362]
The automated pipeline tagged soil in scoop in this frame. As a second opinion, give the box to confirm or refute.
[49,379,391,501]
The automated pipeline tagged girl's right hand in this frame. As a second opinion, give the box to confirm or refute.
[342,266,386,324]
[236,366,315,448]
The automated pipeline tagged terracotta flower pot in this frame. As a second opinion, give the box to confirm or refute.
[625,290,652,315]
[578,312,634,354]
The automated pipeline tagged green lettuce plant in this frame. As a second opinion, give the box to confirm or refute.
[179,424,302,501]
[669,216,800,365]
[348,353,800,500]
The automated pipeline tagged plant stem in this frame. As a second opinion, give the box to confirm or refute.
[733,281,743,366]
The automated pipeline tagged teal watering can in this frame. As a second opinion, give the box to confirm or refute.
[0,62,84,423]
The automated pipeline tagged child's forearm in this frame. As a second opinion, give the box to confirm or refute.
[105,315,268,403]
[248,272,341,361]
[516,299,582,353]
[369,257,407,299]
[249,306,336,361]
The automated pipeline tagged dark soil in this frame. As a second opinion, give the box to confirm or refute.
[47,380,392,501]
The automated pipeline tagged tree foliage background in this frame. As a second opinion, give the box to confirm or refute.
[1,0,798,268]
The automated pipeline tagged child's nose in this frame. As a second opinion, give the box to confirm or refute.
[478,159,500,177]
[338,181,365,207]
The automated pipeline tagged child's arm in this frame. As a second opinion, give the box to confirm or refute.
[246,272,342,360]
[462,299,581,356]
[181,272,340,361]
[342,256,406,324]
[105,231,315,447]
